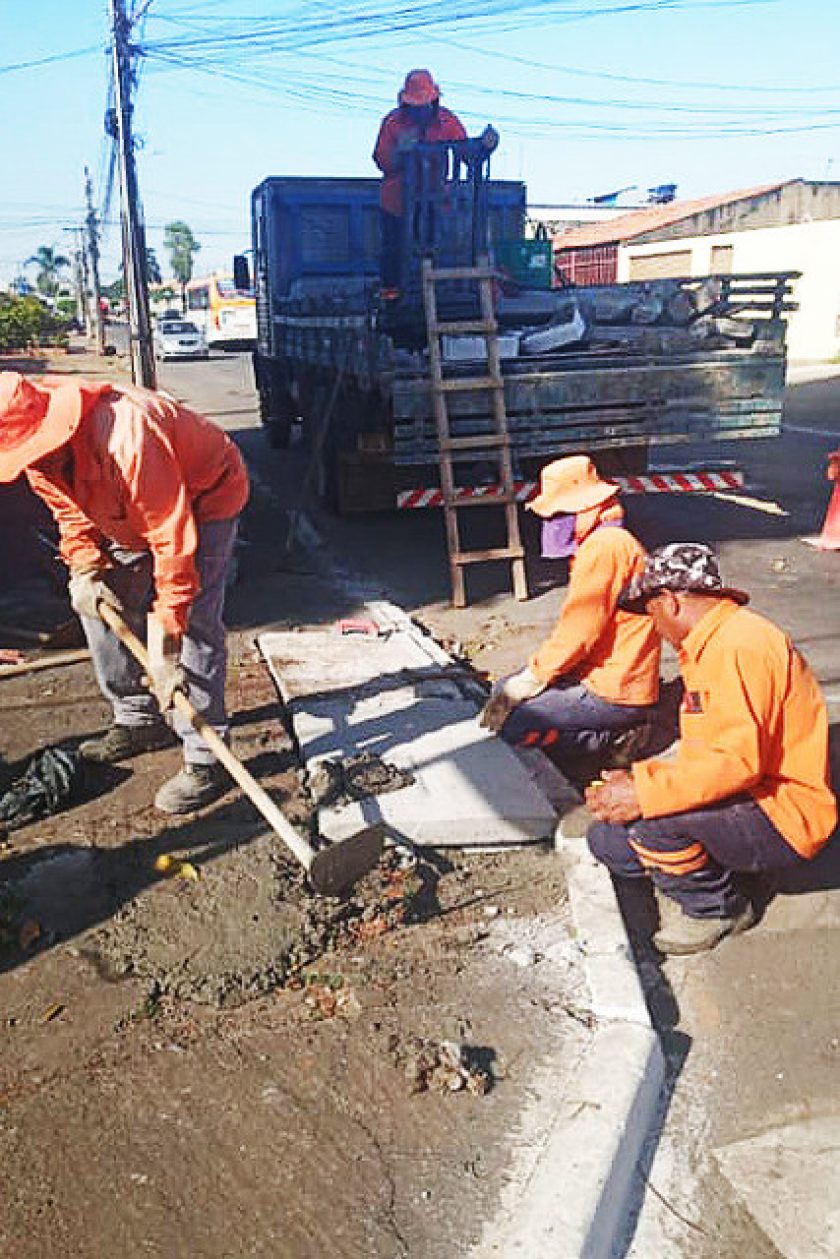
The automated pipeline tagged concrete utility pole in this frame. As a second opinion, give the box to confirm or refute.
[108,0,156,387]
[63,226,88,333]
[84,167,107,354]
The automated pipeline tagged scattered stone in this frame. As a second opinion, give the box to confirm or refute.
[390,1035,492,1096]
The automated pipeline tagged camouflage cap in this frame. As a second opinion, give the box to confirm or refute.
[619,542,749,613]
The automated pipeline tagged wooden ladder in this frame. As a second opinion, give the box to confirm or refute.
[421,256,528,608]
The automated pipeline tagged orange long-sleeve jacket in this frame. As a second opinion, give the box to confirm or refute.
[373,106,467,216]
[26,383,249,636]
[633,600,837,858]
[529,525,660,706]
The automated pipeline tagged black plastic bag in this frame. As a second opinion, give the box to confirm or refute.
[0,747,86,831]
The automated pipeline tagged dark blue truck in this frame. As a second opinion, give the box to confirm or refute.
[246,149,795,513]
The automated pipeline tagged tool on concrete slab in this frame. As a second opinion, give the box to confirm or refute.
[337,617,386,637]
[98,603,385,896]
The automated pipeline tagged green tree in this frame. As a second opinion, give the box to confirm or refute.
[145,246,163,285]
[163,221,201,309]
[25,245,70,298]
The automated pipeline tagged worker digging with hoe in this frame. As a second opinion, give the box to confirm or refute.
[480,455,665,784]
[0,372,249,815]
[373,68,466,298]
[585,543,838,955]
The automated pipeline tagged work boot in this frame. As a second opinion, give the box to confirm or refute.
[653,900,756,956]
[79,721,174,764]
[154,763,228,815]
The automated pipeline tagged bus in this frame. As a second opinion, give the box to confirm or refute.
[185,274,257,348]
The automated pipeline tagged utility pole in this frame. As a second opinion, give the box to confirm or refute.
[108,0,156,387]
[63,227,88,333]
[84,167,107,354]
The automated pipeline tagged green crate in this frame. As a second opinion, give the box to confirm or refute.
[496,238,554,290]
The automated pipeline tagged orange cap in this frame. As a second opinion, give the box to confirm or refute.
[399,69,440,107]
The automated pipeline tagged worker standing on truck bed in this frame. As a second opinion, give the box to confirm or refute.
[480,456,663,781]
[585,543,837,955]
[373,68,466,297]
[0,372,249,816]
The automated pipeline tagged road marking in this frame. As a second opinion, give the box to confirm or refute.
[784,423,840,440]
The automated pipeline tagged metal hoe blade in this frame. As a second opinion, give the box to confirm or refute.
[308,825,386,897]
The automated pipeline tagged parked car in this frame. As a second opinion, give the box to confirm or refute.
[153,319,209,361]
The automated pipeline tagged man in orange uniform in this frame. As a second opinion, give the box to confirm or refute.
[480,456,662,774]
[0,373,249,815]
[373,69,466,295]
[586,543,837,955]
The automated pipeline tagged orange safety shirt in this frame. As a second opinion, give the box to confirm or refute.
[529,525,660,706]
[373,106,467,216]
[633,599,837,859]
[26,384,249,636]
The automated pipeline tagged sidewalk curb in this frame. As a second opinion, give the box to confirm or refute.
[369,599,666,1257]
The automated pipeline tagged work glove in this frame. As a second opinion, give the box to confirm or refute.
[144,614,187,712]
[479,667,545,734]
[68,569,123,622]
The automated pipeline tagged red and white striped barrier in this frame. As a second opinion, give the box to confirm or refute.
[396,468,745,509]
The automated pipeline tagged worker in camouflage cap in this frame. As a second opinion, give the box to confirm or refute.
[584,541,835,956]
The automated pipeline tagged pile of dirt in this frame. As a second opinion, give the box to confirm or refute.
[90,840,439,1007]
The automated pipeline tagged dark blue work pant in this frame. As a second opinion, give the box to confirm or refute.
[588,794,806,919]
[501,679,653,758]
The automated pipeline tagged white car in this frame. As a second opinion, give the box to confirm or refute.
[153,319,209,361]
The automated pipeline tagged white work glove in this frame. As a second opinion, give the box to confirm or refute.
[145,614,187,712]
[68,569,123,621]
[479,667,545,733]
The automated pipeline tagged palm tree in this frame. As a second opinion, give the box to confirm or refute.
[25,245,71,298]
[163,221,201,310]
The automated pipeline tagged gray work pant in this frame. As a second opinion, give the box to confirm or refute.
[80,517,238,766]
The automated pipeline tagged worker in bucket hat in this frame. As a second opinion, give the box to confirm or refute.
[373,69,466,295]
[0,372,249,815]
[480,455,663,782]
[585,542,837,955]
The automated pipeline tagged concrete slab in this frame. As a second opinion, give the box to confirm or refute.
[713,1115,840,1258]
[258,625,557,848]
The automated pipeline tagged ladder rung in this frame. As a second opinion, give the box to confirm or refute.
[425,266,495,282]
[452,546,526,565]
[437,375,503,393]
[440,434,508,452]
[432,320,497,335]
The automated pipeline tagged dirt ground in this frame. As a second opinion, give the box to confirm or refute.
[0,346,586,1257]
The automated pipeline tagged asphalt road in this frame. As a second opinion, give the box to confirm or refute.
[157,348,840,1256]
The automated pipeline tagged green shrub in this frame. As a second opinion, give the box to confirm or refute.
[0,294,70,351]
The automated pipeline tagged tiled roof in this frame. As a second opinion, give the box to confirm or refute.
[553,182,787,250]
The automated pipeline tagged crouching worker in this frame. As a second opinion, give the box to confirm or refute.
[0,373,249,815]
[479,455,661,780]
[586,543,837,955]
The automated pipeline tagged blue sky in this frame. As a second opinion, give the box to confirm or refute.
[1,0,838,286]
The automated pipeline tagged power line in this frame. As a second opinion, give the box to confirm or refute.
[0,46,101,76]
